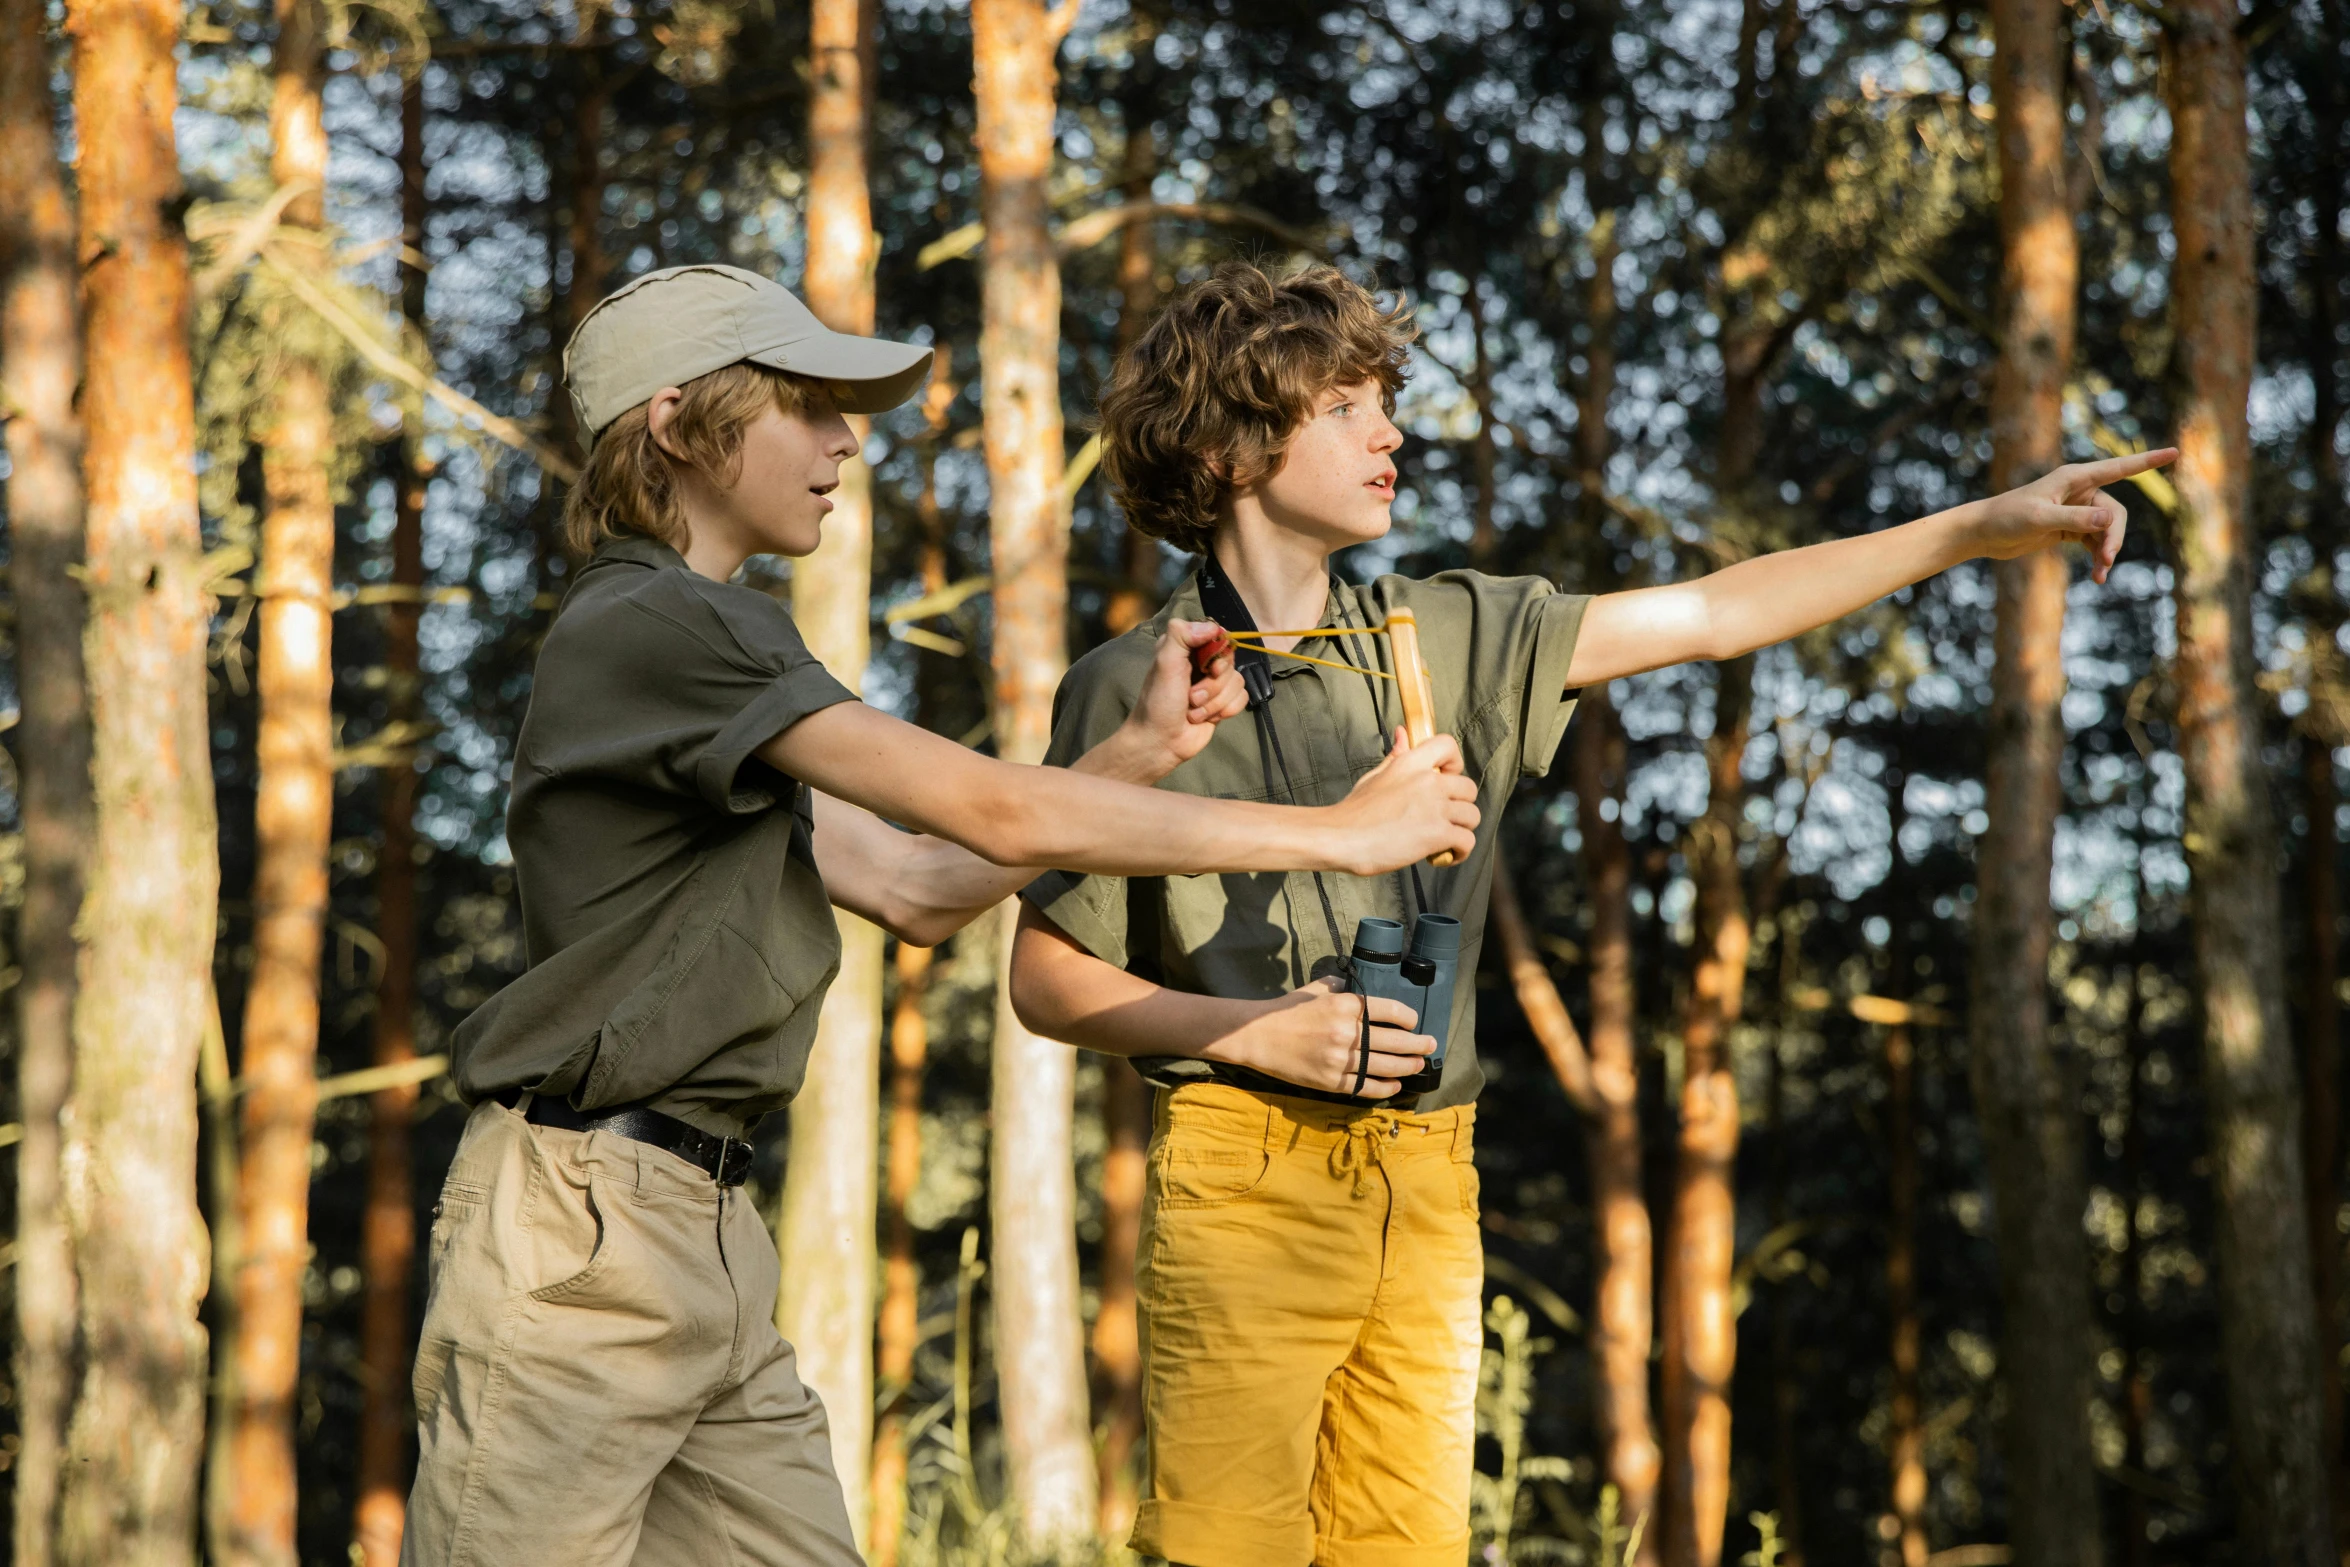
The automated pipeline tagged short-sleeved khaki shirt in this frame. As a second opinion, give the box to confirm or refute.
[1022,567,1590,1111]
[451,535,859,1138]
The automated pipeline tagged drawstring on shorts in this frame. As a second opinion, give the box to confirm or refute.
[1328,1114,1403,1197]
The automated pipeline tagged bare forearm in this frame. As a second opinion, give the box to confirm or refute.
[1010,910,1266,1062]
[814,720,1233,945]
[1568,505,1978,685]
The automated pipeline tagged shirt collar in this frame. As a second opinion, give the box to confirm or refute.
[590,532,691,573]
[1179,564,1353,683]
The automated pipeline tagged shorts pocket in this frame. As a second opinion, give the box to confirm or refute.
[426,1180,488,1288]
[1452,1151,1481,1220]
[528,1175,617,1303]
[1152,1145,1272,1209]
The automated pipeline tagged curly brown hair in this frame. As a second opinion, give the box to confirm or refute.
[1099,262,1416,556]
[562,361,820,557]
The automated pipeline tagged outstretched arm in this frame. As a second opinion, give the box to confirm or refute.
[1565,449,2178,687]
[1009,905,1438,1100]
[789,622,1480,943]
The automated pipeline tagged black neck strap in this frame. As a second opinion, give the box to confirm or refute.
[1195,549,1277,709]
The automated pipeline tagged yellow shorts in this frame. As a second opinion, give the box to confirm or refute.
[1130,1082,1484,1567]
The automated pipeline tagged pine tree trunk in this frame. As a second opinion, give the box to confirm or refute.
[974,1,1095,1542]
[2165,4,2334,1556]
[1104,12,1161,637]
[869,939,933,1567]
[1,0,90,1556]
[1660,659,1753,1567]
[228,7,337,1556]
[352,70,429,1567]
[1967,9,2107,1565]
[1884,1016,1926,1567]
[2301,42,2348,1533]
[776,0,884,1542]
[2306,738,2343,1517]
[1572,193,1659,1560]
[1578,702,1661,1561]
[1093,1056,1150,1539]
[2117,951,2152,1567]
[1094,25,1162,1519]
[58,0,218,1549]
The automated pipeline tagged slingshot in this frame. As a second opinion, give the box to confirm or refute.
[1192,609,1455,867]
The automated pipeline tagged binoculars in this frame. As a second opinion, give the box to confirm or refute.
[1349,913,1461,1098]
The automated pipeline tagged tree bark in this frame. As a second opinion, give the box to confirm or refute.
[2165,4,2335,1557]
[1,0,90,1556]
[1885,1016,1926,1567]
[59,0,218,1548]
[1968,9,2107,1566]
[975,0,1097,1547]
[869,939,933,1567]
[228,4,337,1556]
[2302,32,2349,1534]
[1104,5,1162,637]
[1571,190,1659,1560]
[1660,657,1752,1567]
[2307,736,2344,1523]
[776,0,884,1543]
[2116,951,2152,1567]
[353,69,430,1567]
[1093,1056,1150,1539]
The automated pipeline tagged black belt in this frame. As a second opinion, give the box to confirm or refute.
[497,1090,754,1188]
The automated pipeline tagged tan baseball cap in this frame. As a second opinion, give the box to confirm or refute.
[563,264,932,440]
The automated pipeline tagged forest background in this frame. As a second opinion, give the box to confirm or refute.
[1,0,2345,1564]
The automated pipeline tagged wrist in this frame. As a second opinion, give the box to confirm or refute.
[1075,722,1176,786]
[1195,998,1281,1072]
[1936,499,1993,566]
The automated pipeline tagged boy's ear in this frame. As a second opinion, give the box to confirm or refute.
[644,386,688,460]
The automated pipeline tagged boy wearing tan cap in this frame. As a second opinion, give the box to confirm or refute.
[399,265,1484,1567]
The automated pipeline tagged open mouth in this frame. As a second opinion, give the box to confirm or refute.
[1367,472,1396,500]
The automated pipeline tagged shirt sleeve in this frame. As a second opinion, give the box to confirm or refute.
[1017,638,1149,969]
[604,578,860,815]
[1516,588,1592,779]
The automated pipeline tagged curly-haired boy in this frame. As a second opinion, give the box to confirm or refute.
[1009,261,2170,1567]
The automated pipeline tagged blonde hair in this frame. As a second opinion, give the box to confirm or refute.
[562,361,820,556]
[1100,262,1416,556]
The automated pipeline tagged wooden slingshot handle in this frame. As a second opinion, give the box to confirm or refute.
[1384,608,1457,867]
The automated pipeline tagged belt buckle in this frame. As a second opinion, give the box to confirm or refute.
[716,1136,752,1188]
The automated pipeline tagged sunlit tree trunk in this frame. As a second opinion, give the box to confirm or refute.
[776,0,884,1543]
[1660,657,1752,1567]
[975,0,1097,1546]
[1966,10,2106,1566]
[1093,26,1162,1528]
[1,0,89,1557]
[1104,6,1162,638]
[1884,1000,1925,1567]
[2116,950,2153,1567]
[1467,277,1497,567]
[2165,4,2334,1557]
[228,5,337,1557]
[869,939,933,1567]
[352,69,430,1567]
[1570,189,1660,1563]
[2301,47,2348,1535]
[58,0,218,1549]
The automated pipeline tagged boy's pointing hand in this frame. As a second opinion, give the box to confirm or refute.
[1327,727,1479,876]
[1969,446,2179,586]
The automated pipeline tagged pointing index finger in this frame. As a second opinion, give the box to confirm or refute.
[2080,446,2180,487]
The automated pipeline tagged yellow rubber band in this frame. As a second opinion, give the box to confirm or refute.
[1245,645,1396,679]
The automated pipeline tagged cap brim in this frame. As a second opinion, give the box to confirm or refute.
[747,329,933,415]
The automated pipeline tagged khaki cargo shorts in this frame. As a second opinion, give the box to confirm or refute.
[1130,1082,1484,1567]
[400,1100,860,1567]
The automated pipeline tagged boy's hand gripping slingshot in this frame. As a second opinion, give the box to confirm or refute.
[1190,607,1456,868]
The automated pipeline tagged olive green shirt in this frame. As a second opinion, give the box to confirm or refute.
[451,535,859,1138]
[1022,567,1591,1111]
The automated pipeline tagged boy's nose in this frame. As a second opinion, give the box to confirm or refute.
[824,412,860,461]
